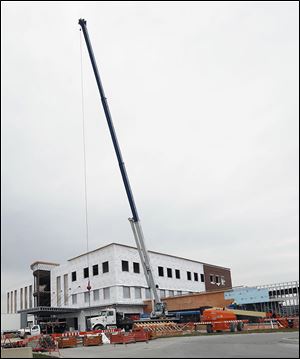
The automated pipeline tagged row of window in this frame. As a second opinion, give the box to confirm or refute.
[72,263,228,286]
[122,260,140,273]
[269,287,299,297]
[72,261,109,282]
[70,287,187,305]
[210,274,226,285]
[7,286,33,314]
[72,260,142,282]
[157,266,205,282]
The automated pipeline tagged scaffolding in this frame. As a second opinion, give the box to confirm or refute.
[257,280,299,316]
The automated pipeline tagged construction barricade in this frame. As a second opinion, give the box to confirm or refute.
[109,332,136,345]
[56,336,77,349]
[83,335,103,346]
[133,321,188,339]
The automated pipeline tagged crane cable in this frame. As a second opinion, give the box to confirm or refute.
[79,29,91,298]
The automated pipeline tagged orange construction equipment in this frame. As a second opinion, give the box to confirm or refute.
[201,308,246,333]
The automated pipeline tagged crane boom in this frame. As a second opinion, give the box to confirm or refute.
[78,19,165,317]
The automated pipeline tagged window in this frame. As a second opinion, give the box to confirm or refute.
[160,289,166,298]
[108,310,114,316]
[84,292,90,303]
[215,275,219,284]
[7,292,9,313]
[56,277,61,306]
[93,289,100,301]
[200,274,205,282]
[72,271,77,282]
[221,276,226,285]
[103,287,110,299]
[14,290,17,312]
[187,271,192,280]
[102,261,109,273]
[20,288,23,310]
[83,267,89,278]
[175,269,180,279]
[24,287,28,309]
[135,287,142,299]
[93,264,99,276]
[145,288,151,299]
[133,262,140,273]
[122,260,129,272]
[210,275,214,283]
[194,273,199,281]
[64,274,68,306]
[72,294,77,305]
[158,266,164,277]
[123,286,131,298]
[168,290,174,297]
[167,268,172,278]
[177,290,182,296]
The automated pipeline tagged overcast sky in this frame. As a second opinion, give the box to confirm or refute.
[1,1,299,298]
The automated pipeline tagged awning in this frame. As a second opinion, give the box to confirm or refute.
[18,306,80,316]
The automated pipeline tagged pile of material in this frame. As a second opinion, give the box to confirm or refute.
[133,321,189,338]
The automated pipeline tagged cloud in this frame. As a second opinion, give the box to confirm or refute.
[1,1,299,294]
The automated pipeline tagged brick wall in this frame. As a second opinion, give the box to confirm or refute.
[203,264,232,292]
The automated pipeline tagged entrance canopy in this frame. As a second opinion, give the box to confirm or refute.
[18,306,80,316]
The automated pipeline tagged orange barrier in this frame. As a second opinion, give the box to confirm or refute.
[109,332,136,345]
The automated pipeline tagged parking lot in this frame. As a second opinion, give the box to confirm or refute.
[59,331,299,358]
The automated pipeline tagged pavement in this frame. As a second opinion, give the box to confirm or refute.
[58,331,299,358]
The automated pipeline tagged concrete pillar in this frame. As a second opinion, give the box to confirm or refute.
[20,312,27,329]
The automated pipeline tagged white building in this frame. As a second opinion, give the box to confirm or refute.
[4,243,232,331]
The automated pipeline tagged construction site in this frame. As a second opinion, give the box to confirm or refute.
[2,8,299,359]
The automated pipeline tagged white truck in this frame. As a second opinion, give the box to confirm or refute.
[17,324,41,338]
[87,308,134,331]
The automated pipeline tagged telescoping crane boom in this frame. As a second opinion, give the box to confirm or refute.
[78,19,166,319]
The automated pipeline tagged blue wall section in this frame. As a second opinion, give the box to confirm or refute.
[224,287,269,304]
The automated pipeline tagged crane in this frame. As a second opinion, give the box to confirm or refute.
[78,18,166,319]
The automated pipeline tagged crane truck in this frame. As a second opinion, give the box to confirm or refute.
[78,18,166,320]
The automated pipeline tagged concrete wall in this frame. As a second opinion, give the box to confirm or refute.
[5,279,34,314]
[50,243,214,310]
[1,313,21,331]
[1,347,32,358]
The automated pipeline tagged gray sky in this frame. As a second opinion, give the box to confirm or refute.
[1,1,299,296]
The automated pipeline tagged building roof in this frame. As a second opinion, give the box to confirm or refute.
[30,261,60,270]
[68,242,231,271]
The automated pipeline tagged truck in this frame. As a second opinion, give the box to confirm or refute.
[78,18,167,319]
[87,308,199,331]
[17,324,41,338]
[87,308,134,331]
[17,321,67,338]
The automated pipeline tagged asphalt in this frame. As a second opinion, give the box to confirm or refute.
[58,331,299,358]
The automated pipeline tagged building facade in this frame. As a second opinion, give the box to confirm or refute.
[4,242,232,331]
[224,280,299,316]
